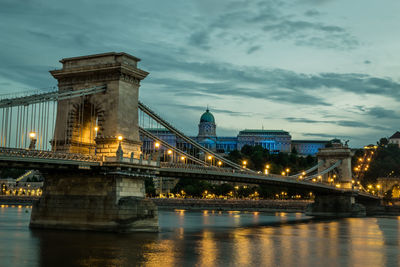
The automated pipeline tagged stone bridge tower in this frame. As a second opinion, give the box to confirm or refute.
[307,142,375,218]
[50,52,148,158]
[317,141,354,189]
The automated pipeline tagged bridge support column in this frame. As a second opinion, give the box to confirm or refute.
[30,172,158,232]
[306,192,366,217]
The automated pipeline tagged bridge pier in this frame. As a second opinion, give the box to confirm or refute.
[30,171,158,232]
[305,192,366,217]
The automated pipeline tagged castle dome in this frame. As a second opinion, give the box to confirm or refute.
[200,108,215,123]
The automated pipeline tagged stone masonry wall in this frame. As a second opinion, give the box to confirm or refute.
[30,172,158,232]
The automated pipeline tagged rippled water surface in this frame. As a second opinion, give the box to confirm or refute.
[1,206,400,267]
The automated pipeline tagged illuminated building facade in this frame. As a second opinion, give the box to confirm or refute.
[143,108,329,156]
[389,131,400,148]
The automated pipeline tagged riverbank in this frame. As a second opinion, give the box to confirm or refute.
[0,196,38,206]
[151,198,311,212]
[3,196,400,215]
[0,196,310,212]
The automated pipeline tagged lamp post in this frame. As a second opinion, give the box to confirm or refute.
[154,142,161,163]
[242,160,247,169]
[207,155,213,166]
[28,132,36,150]
[265,164,270,175]
[181,156,186,164]
[167,149,173,163]
[116,135,123,160]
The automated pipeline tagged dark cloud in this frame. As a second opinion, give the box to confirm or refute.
[141,51,400,106]
[285,117,331,124]
[247,45,261,54]
[161,103,253,117]
[0,65,55,93]
[304,10,320,17]
[365,107,397,118]
[303,0,335,4]
[262,20,358,49]
[187,0,358,50]
[364,60,371,64]
[147,77,330,106]
[302,132,349,139]
[285,117,391,131]
[188,31,211,50]
[336,120,371,128]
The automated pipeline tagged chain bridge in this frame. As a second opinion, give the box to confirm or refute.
[0,52,379,232]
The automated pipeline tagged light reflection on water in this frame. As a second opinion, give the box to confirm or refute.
[0,206,400,266]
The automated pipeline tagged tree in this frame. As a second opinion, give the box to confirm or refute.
[363,142,400,184]
[0,168,27,179]
[214,183,234,196]
[145,177,156,197]
[172,179,213,197]
[378,138,389,147]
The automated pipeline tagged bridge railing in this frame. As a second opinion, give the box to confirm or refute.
[160,162,301,180]
[159,162,352,187]
[0,147,101,162]
[103,156,159,167]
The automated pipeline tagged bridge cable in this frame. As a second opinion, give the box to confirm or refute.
[138,101,248,171]
[303,160,342,181]
[139,127,208,166]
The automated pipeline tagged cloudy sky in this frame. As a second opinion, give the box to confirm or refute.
[0,0,399,147]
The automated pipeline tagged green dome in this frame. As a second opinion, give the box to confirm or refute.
[200,109,215,123]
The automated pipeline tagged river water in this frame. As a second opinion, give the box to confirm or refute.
[1,206,400,267]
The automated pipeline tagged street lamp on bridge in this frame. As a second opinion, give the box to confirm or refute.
[242,160,247,169]
[116,135,124,160]
[207,155,213,165]
[28,132,36,150]
[264,164,270,175]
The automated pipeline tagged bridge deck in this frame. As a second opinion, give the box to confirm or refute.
[0,148,379,200]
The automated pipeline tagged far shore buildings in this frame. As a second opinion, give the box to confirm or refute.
[389,131,400,147]
[143,108,330,156]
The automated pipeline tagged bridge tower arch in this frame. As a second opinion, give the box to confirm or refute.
[317,141,354,189]
[50,52,148,158]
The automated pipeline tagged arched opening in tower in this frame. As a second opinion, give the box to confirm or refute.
[68,97,104,155]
